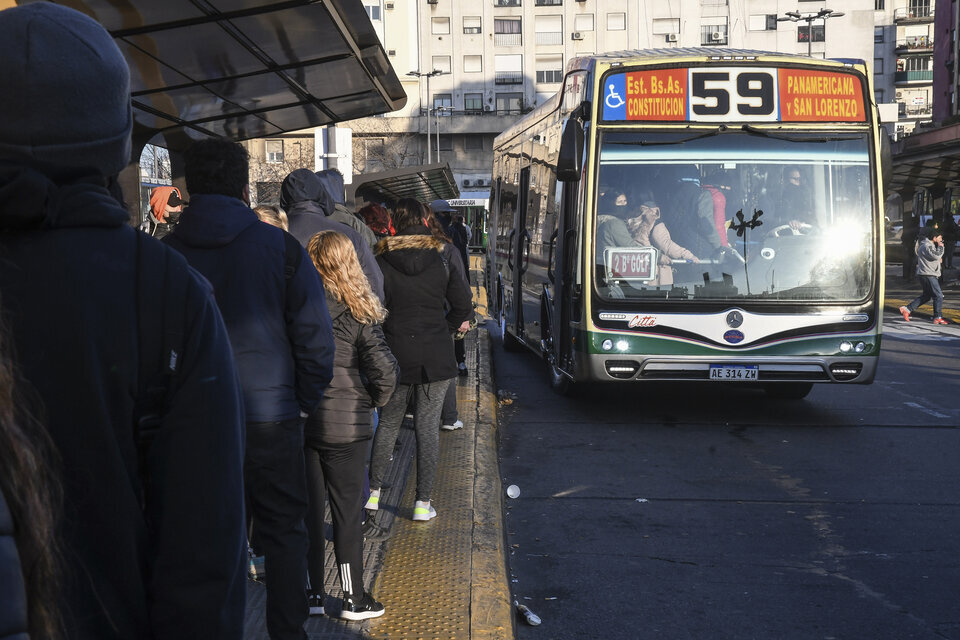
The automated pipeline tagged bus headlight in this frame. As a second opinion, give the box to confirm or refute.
[602,339,613,351]
[616,340,630,352]
[854,341,866,353]
[839,341,853,353]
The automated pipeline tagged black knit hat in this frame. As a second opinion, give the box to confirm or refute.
[0,3,133,176]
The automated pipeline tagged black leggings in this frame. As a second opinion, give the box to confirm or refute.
[304,438,368,598]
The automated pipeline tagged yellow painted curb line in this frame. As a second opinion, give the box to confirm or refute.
[884,298,960,324]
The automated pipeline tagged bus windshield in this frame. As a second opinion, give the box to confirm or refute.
[593,129,875,303]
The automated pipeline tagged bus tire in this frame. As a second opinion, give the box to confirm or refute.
[763,382,813,400]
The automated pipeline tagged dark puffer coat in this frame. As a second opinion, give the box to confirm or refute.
[0,488,28,638]
[305,294,398,444]
[375,226,473,384]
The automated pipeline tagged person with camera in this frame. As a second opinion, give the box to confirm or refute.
[900,224,948,325]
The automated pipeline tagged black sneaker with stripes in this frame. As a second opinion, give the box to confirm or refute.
[340,591,385,621]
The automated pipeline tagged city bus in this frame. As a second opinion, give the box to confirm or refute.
[487,49,888,398]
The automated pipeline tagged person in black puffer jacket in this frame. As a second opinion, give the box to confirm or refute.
[366,199,473,523]
[303,231,398,621]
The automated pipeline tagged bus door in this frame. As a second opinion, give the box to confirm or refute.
[551,178,580,373]
[519,166,547,349]
[507,167,531,342]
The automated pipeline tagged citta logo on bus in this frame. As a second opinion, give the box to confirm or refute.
[628,315,657,328]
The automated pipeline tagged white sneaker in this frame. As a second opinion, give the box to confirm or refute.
[441,419,464,431]
[364,489,380,511]
[412,500,437,521]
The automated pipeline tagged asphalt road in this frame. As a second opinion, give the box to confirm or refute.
[493,313,960,640]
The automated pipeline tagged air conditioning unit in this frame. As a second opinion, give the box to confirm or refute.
[666,33,678,43]
[572,31,584,40]
[385,1,394,8]
[463,179,473,187]
[711,31,723,41]
[477,178,488,186]
[387,49,396,56]
[427,0,438,4]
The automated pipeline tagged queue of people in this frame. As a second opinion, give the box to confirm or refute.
[0,4,476,637]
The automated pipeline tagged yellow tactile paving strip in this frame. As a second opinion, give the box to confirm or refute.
[366,259,513,640]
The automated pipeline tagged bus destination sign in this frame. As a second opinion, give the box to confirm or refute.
[601,67,866,123]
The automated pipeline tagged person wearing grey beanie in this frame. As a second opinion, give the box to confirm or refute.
[0,4,248,639]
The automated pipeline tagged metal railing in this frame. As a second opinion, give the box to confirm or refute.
[895,36,933,50]
[494,0,521,6]
[494,33,522,46]
[894,7,934,20]
[894,70,934,83]
[495,71,523,84]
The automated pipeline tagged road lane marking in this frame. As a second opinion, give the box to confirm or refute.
[904,401,950,419]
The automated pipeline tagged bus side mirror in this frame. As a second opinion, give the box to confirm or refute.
[557,118,584,182]
[880,133,892,195]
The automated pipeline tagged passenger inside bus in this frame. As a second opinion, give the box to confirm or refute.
[767,166,817,234]
[655,165,726,259]
[625,198,699,286]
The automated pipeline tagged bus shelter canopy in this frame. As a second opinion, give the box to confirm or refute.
[889,122,960,197]
[38,0,407,151]
[348,163,460,210]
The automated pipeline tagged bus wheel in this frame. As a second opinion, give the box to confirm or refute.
[548,362,573,395]
[763,382,813,400]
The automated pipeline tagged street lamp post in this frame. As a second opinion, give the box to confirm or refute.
[407,69,445,164]
[435,106,452,162]
[777,8,845,58]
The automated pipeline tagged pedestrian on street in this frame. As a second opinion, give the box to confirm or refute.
[165,139,336,640]
[366,199,473,522]
[0,5,248,637]
[900,225,948,325]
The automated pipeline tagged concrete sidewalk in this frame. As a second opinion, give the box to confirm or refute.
[883,264,960,324]
[243,256,513,640]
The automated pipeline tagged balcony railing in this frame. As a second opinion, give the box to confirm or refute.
[895,36,933,52]
[495,71,523,84]
[494,0,521,6]
[894,70,934,83]
[534,0,561,5]
[894,7,934,21]
[535,31,563,45]
[494,33,522,46]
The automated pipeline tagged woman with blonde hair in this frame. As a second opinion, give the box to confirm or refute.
[303,231,398,621]
[254,204,289,231]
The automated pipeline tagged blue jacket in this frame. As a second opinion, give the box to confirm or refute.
[0,489,28,638]
[165,193,334,422]
[0,165,247,639]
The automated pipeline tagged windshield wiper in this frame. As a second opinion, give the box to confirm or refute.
[609,125,729,146]
[740,124,861,143]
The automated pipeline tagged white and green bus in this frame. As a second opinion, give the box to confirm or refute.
[487,49,888,398]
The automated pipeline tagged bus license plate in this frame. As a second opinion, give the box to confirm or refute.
[709,365,759,381]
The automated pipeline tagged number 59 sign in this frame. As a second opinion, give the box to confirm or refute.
[601,67,866,123]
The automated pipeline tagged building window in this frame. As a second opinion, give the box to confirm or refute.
[438,135,453,151]
[701,0,727,4]
[535,0,562,5]
[876,89,884,103]
[433,93,453,116]
[431,17,450,35]
[265,139,284,164]
[463,16,481,34]
[496,92,523,114]
[701,24,728,45]
[495,54,523,84]
[798,24,825,43]
[652,18,680,35]
[607,13,626,31]
[464,93,484,114]
[536,54,563,84]
[748,14,776,30]
[494,0,521,7]
[875,26,884,43]
[464,135,484,150]
[464,55,483,73]
[495,18,522,46]
[432,56,452,74]
[875,0,884,8]
[874,58,884,74]
[535,15,563,45]
[574,14,594,32]
[364,4,381,21]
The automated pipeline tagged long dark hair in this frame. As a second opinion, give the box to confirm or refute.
[391,198,428,233]
[0,309,62,638]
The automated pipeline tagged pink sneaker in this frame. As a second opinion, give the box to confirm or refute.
[933,317,948,325]
[899,306,911,322]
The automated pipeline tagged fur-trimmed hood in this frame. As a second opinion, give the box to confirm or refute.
[375,229,447,277]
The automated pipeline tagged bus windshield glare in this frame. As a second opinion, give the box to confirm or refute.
[593,130,874,303]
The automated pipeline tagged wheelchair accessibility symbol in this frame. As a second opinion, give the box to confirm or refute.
[605,83,625,109]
